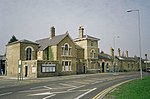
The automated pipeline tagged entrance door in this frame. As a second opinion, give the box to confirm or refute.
[102,62,105,72]
[83,66,86,74]
[25,66,28,77]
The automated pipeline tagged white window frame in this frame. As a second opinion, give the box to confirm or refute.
[62,60,72,71]
[41,64,56,73]
[90,49,95,58]
[61,43,72,56]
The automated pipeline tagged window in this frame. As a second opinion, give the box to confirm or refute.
[91,41,94,46]
[91,63,95,69]
[62,61,72,71]
[26,48,32,60]
[62,43,72,56]
[90,49,95,58]
[41,64,56,73]
[64,44,69,55]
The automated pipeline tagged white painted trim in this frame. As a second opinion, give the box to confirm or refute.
[25,46,34,51]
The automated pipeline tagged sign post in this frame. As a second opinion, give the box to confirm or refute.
[18,60,23,80]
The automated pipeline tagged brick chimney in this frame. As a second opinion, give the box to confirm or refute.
[126,50,129,57]
[118,48,121,56]
[79,26,84,39]
[110,47,114,56]
[50,26,55,39]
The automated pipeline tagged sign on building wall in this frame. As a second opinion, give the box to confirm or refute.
[32,67,36,73]
[18,60,22,73]
[41,64,56,73]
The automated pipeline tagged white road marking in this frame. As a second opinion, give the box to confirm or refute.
[19,86,71,93]
[42,94,56,99]
[68,85,85,91]
[83,80,95,83]
[91,80,103,84]
[43,86,52,90]
[71,81,89,84]
[30,86,46,89]
[60,83,76,88]
[74,88,97,99]
[28,92,52,96]
[30,86,52,90]
[18,89,49,93]
[0,92,12,96]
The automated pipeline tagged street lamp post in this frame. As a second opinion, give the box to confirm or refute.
[145,54,147,72]
[113,36,119,72]
[127,9,142,80]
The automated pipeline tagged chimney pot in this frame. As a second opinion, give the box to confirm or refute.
[110,47,114,56]
[118,48,121,56]
[79,26,84,39]
[126,50,128,57]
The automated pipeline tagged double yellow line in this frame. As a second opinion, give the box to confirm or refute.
[93,79,135,99]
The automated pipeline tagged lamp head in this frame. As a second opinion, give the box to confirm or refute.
[127,10,132,12]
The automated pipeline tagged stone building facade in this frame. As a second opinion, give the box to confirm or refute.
[5,26,143,78]
[5,26,85,78]
[74,26,100,73]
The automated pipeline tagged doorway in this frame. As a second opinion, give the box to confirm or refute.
[25,66,28,77]
[102,62,105,72]
[83,66,86,74]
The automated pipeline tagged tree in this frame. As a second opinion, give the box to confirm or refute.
[8,35,18,44]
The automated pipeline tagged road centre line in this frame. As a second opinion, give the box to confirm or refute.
[0,92,12,96]
[74,88,97,99]
[60,83,76,88]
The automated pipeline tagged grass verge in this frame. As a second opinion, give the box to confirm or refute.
[104,76,150,99]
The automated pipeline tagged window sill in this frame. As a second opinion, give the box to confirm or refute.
[61,55,72,57]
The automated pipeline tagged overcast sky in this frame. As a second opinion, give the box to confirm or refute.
[0,0,150,59]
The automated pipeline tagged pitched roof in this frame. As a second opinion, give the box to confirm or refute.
[74,35,100,41]
[98,53,113,60]
[36,33,68,51]
[6,39,38,46]
[75,44,84,50]
[116,56,136,62]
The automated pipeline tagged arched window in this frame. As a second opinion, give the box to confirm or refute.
[26,48,32,60]
[62,43,72,56]
[64,44,69,55]
[90,49,95,58]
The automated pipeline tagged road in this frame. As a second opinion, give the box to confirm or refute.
[0,72,149,99]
